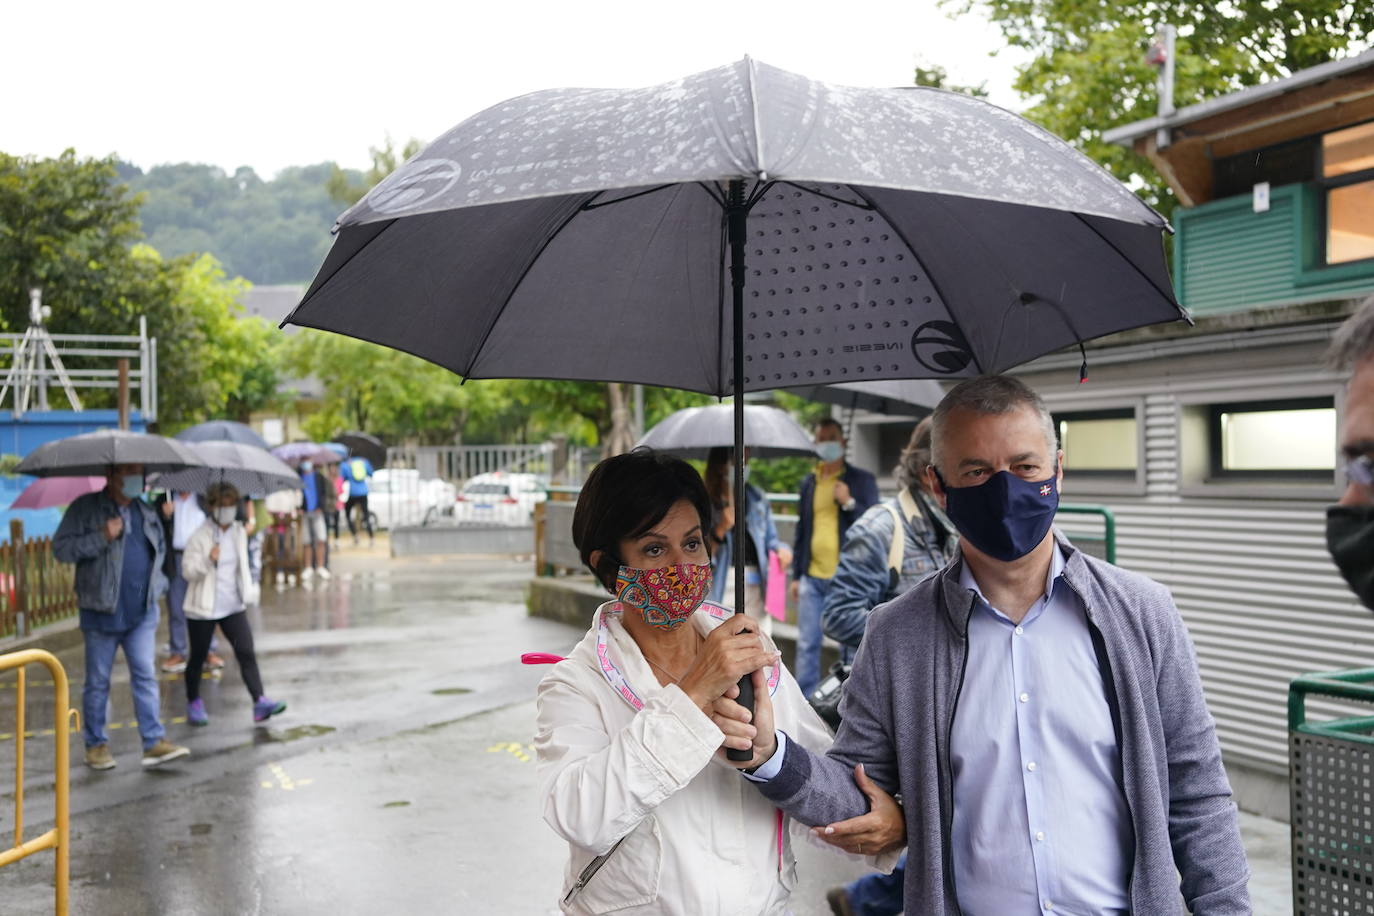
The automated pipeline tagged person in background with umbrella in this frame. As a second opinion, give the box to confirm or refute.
[790,419,879,697]
[298,458,331,581]
[703,447,791,635]
[152,490,225,676]
[180,482,286,726]
[53,464,191,770]
[534,449,902,914]
[342,453,374,547]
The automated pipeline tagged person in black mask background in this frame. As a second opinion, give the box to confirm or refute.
[1327,293,1374,611]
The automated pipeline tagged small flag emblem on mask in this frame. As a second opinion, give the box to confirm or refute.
[1040,485,1053,496]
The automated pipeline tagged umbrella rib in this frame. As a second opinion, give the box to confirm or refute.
[282,219,398,329]
[580,184,677,211]
[462,192,598,379]
[1070,212,1193,326]
[746,56,766,180]
[696,182,727,208]
[850,187,988,376]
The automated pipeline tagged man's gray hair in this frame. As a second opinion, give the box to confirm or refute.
[1327,294,1374,371]
[930,375,1058,475]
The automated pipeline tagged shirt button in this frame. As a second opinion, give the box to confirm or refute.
[1035,831,1046,842]
[1014,626,1024,635]
[1026,761,1037,772]
[1043,901,1054,911]
[1019,692,1029,703]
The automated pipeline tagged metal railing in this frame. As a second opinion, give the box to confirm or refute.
[0,649,76,915]
[1055,503,1117,564]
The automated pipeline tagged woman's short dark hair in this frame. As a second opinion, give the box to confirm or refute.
[572,448,712,592]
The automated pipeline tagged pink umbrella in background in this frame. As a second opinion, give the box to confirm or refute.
[10,476,107,510]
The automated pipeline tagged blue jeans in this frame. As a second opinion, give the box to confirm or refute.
[844,853,906,916]
[795,574,832,697]
[82,609,165,750]
[166,550,189,656]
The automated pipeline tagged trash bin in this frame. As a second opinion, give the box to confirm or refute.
[1289,668,1374,915]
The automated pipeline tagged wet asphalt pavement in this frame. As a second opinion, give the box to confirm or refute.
[0,542,876,915]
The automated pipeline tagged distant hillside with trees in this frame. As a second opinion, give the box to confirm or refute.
[116,160,361,285]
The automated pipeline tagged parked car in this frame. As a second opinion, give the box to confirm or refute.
[367,469,456,530]
[453,472,547,526]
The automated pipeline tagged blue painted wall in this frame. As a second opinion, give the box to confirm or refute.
[0,409,146,458]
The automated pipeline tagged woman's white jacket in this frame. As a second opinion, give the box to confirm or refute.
[534,600,873,915]
[180,520,259,619]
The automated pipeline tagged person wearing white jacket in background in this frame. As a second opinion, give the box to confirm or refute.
[534,449,905,916]
[181,482,285,727]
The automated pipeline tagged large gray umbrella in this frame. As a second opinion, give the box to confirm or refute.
[176,420,270,449]
[801,379,944,417]
[285,58,1185,749]
[16,429,204,478]
[635,405,816,459]
[153,441,302,498]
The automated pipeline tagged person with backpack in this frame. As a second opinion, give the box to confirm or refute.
[819,416,955,916]
[343,455,374,546]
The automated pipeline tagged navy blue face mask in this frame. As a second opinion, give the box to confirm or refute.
[934,467,1059,562]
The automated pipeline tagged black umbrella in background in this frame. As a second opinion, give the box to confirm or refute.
[336,432,386,468]
[286,58,1186,758]
[16,429,204,478]
[175,420,270,450]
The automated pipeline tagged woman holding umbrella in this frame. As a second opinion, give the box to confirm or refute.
[180,481,286,726]
[533,449,901,914]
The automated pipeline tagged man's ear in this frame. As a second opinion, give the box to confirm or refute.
[1055,450,1065,491]
[925,466,947,510]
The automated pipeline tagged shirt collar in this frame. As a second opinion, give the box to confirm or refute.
[959,542,1066,617]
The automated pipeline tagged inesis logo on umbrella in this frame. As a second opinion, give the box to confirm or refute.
[367,159,464,215]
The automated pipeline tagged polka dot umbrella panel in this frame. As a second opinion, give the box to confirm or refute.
[286,57,1183,396]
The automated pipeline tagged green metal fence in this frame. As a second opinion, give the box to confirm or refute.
[1289,668,1374,915]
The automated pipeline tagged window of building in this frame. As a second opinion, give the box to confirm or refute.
[1207,397,1336,479]
[1321,121,1374,265]
[1056,408,1138,478]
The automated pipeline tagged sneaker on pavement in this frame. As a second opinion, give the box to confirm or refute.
[187,697,208,727]
[826,887,856,916]
[253,696,287,723]
[301,566,314,582]
[84,744,116,770]
[317,567,332,581]
[206,651,226,671]
[274,571,285,586]
[160,654,187,674]
[141,739,190,767]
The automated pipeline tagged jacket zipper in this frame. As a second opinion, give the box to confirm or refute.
[941,595,970,916]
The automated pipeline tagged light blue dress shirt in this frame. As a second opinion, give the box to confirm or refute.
[952,545,1132,916]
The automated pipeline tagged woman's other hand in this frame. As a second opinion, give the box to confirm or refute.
[710,667,777,768]
[678,614,775,714]
[811,764,906,856]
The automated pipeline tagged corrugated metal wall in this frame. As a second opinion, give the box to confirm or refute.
[1027,338,1374,781]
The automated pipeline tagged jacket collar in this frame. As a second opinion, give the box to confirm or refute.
[938,530,1085,637]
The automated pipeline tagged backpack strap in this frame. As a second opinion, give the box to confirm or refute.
[882,490,924,596]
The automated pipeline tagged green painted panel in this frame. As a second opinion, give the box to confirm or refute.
[1175,184,1374,315]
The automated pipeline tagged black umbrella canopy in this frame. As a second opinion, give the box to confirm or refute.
[336,432,386,468]
[635,405,817,460]
[16,429,204,478]
[285,58,1183,395]
[175,420,270,450]
[153,441,302,498]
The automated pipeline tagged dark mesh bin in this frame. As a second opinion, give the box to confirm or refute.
[1290,669,1374,915]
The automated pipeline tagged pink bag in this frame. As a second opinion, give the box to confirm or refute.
[765,550,787,622]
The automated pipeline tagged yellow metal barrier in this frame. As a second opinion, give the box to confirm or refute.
[0,649,76,915]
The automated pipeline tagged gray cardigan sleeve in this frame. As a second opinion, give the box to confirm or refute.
[752,631,900,825]
[1153,593,1252,914]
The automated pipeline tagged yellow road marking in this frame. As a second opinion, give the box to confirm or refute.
[486,741,533,763]
[260,761,311,791]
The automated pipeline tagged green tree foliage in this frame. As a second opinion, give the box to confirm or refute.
[326,137,426,208]
[913,62,988,97]
[0,151,279,429]
[957,0,1374,218]
[126,161,354,284]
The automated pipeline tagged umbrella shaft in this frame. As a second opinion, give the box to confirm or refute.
[727,181,749,621]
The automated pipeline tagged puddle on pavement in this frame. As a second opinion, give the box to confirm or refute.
[190,823,212,836]
[257,723,337,742]
[383,800,411,808]
[431,687,472,696]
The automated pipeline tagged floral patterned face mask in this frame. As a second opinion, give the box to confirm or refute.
[615,564,712,629]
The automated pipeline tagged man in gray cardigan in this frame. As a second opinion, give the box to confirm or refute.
[717,375,1250,915]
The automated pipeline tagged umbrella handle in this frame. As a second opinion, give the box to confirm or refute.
[725,671,756,762]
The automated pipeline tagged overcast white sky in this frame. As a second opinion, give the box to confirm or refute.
[3,0,1028,178]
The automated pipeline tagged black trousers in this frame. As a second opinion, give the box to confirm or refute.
[186,612,263,702]
[345,494,373,538]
